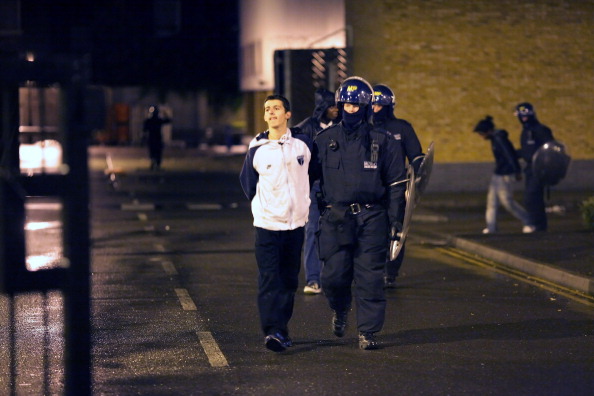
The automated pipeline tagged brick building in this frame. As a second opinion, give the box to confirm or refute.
[346,0,594,162]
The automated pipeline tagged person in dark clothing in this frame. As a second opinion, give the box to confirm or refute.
[313,76,406,350]
[295,88,339,295]
[371,84,424,289]
[143,105,171,171]
[473,115,531,234]
[514,102,554,232]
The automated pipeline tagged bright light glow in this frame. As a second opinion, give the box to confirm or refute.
[26,51,35,62]
[25,221,61,231]
[26,253,61,272]
[20,139,63,173]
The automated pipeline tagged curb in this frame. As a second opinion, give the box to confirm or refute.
[416,231,594,298]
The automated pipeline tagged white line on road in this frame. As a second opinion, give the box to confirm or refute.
[174,288,197,311]
[161,260,178,275]
[122,200,155,211]
[197,331,229,368]
[186,203,223,210]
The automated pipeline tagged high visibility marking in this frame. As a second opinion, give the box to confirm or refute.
[174,288,197,311]
[197,331,229,367]
[437,247,594,307]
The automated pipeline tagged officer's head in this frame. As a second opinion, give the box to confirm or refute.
[336,76,373,129]
[514,102,535,124]
[371,84,397,124]
[372,84,396,112]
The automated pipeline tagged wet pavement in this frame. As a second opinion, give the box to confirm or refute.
[3,144,591,395]
[93,145,594,300]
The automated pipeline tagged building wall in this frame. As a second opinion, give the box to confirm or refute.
[346,0,594,162]
[240,0,346,92]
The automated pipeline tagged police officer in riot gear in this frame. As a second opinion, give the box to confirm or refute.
[314,77,407,350]
[515,102,554,232]
[371,84,424,288]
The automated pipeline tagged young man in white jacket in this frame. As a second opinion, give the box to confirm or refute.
[239,94,315,352]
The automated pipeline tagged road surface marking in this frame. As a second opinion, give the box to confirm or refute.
[161,260,178,275]
[186,203,223,210]
[122,199,155,211]
[174,288,197,310]
[137,213,148,221]
[197,331,229,367]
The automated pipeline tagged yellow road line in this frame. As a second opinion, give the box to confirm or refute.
[437,246,594,307]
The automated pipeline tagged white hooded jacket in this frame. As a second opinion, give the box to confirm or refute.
[240,128,313,231]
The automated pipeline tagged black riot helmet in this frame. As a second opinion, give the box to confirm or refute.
[514,102,536,123]
[335,76,373,106]
[372,84,397,110]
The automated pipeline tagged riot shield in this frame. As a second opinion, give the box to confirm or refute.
[389,164,415,261]
[532,141,571,186]
[414,141,434,205]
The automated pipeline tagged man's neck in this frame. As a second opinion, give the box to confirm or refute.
[268,126,287,140]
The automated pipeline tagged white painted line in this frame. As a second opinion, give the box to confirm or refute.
[197,331,229,368]
[161,261,178,275]
[186,203,223,210]
[122,203,155,211]
[137,213,148,221]
[174,288,197,311]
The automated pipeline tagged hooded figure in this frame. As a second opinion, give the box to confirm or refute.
[295,88,340,296]
[295,88,340,139]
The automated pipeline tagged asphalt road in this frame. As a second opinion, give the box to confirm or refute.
[1,159,593,395]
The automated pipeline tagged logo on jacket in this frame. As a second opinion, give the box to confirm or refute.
[297,155,304,165]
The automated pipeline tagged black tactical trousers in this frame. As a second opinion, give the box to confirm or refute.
[318,206,389,334]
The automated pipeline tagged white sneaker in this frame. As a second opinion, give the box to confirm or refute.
[482,228,493,234]
[303,281,322,295]
[522,225,536,234]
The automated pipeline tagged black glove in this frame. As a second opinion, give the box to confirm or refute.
[390,222,403,241]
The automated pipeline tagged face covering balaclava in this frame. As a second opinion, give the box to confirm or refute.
[342,104,367,132]
[372,106,391,125]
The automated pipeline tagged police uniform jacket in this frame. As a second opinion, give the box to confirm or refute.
[518,119,554,165]
[240,128,313,231]
[314,121,406,224]
[374,117,423,170]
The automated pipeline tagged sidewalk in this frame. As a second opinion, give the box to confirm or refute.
[412,191,594,299]
[89,145,594,299]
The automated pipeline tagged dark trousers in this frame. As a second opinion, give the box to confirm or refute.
[318,207,388,334]
[254,227,304,337]
[524,166,547,231]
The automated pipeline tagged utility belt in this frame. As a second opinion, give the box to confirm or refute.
[326,202,378,215]
[320,202,383,249]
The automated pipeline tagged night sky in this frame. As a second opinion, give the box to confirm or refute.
[18,0,240,102]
